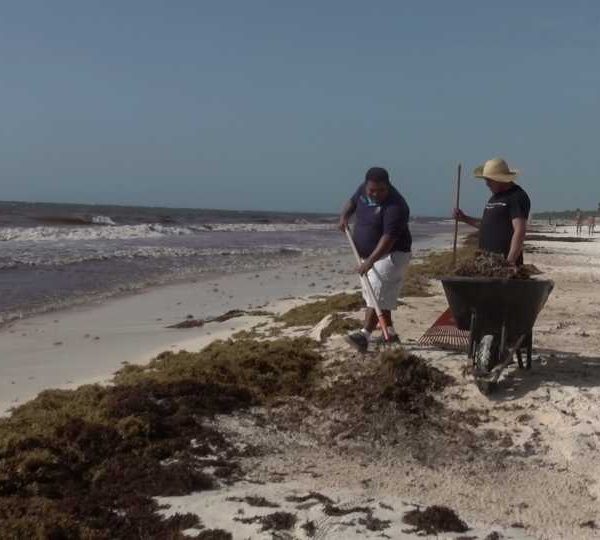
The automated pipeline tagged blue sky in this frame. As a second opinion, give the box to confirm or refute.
[0,1,599,215]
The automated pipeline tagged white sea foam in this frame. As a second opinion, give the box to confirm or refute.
[195,223,334,233]
[0,222,335,242]
[91,215,117,226]
[0,224,195,242]
[0,245,308,269]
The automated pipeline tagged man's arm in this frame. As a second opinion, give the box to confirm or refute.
[453,209,481,229]
[357,235,396,274]
[357,201,406,274]
[507,217,527,265]
[338,199,356,232]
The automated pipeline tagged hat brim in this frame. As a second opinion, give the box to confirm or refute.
[473,165,519,183]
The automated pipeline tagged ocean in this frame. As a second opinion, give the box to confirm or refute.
[0,201,453,324]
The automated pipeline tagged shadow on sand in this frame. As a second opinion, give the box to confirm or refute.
[489,348,600,401]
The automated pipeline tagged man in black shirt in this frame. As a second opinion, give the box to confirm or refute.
[454,157,530,265]
[339,167,412,352]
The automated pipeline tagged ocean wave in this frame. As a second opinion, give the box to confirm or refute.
[91,215,117,225]
[0,223,197,242]
[0,245,307,269]
[0,222,335,242]
[199,223,335,233]
[33,214,117,226]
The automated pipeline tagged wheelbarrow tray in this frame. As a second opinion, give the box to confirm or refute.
[441,277,554,345]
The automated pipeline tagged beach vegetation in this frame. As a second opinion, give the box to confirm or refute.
[0,337,322,537]
[525,234,592,243]
[402,505,469,534]
[410,243,478,279]
[113,337,322,399]
[277,293,363,327]
[321,314,362,339]
[401,266,434,297]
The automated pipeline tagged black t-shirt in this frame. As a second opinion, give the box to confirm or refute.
[350,184,412,259]
[479,184,530,264]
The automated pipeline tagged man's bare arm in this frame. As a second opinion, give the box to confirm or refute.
[453,209,481,229]
[507,217,527,264]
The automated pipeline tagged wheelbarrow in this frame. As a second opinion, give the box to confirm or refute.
[441,277,554,391]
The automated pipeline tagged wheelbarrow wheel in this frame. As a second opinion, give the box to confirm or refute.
[475,334,497,373]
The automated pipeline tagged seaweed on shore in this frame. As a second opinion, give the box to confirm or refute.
[526,234,592,243]
[401,266,434,297]
[322,314,362,339]
[0,381,247,538]
[168,318,205,328]
[402,505,469,534]
[410,243,478,279]
[235,511,297,531]
[278,293,363,327]
[309,348,463,461]
[167,309,272,329]
[380,349,454,413]
[316,349,454,417]
[301,520,317,536]
[226,495,280,508]
[0,337,323,538]
[198,530,233,540]
[114,337,321,399]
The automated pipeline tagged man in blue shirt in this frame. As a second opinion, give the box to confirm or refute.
[339,167,412,352]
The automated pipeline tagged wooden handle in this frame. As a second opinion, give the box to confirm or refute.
[452,163,462,268]
[344,227,390,341]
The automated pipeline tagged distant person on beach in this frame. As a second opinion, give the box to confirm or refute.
[454,157,530,265]
[576,209,584,236]
[588,215,596,236]
[338,166,412,352]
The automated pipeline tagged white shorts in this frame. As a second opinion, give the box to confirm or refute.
[361,251,411,311]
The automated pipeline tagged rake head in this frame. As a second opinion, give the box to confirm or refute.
[418,308,470,351]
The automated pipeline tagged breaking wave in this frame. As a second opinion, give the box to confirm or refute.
[0,222,334,242]
[0,245,308,270]
[32,214,117,226]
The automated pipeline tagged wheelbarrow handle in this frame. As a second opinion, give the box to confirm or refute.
[344,226,390,342]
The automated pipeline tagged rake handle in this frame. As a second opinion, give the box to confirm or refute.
[452,163,462,268]
[344,226,390,342]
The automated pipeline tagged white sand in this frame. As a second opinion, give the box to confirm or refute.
[157,480,531,539]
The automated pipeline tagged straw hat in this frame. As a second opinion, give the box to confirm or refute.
[473,157,519,183]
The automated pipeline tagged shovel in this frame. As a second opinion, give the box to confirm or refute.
[344,226,391,342]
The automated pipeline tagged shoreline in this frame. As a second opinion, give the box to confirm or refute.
[0,230,456,415]
[0,247,343,329]
[0,224,454,329]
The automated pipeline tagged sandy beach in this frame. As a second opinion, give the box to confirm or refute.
[2,225,600,538]
[4,4,600,538]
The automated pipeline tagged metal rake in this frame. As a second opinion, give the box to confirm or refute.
[417,308,470,351]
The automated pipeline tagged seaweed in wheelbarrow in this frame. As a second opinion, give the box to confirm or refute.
[454,251,540,280]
